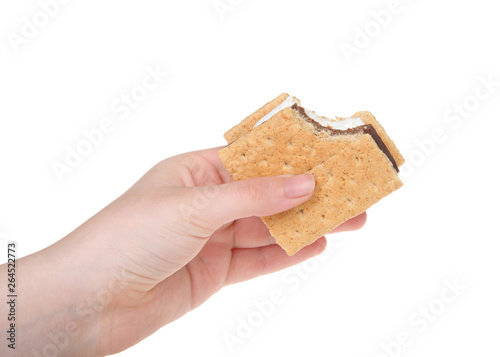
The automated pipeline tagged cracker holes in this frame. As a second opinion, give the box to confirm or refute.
[355,155,364,166]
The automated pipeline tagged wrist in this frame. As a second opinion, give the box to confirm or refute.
[12,235,110,356]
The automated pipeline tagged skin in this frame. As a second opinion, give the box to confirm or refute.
[1,147,366,356]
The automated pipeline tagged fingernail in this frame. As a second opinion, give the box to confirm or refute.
[284,173,315,198]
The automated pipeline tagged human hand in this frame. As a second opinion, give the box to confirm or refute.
[7,146,366,356]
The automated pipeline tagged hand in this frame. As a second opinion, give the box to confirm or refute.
[4,146,366,356]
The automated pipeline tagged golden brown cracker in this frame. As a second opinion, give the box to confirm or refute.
[219,105,403,256]
[353,111,405,168]
[224,93,291,144]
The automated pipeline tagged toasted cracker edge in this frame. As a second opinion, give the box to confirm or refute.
[220,108,403,255]
[223,93,290,144]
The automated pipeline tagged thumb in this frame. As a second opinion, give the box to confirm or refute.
[181,173,315,237]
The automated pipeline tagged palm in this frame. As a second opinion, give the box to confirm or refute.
[150,147,304,309]
[102,147,364,355]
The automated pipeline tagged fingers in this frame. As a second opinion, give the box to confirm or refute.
[231,212,367,249]
[188,147,234,184]
[224,237,327,286]
[232,217,277,248]
[181,146,366,240]
[181,146,233,184]
[194,146,227,166]
[189,173,315,236]
[328,212,367,234]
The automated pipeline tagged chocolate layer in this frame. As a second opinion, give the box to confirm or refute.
[291,104,399,172]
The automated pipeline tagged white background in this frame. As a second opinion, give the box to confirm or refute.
[1,0,499,356]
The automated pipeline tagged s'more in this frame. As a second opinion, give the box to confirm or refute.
[219,93,405,255]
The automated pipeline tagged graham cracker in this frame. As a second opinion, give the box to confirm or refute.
[219,99,403,256]
[352,111,405,168]
[224,93,295,143]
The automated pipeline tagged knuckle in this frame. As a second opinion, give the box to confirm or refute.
[177,189,215,238]
[184,214,214,239]
[239,180,266,203]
